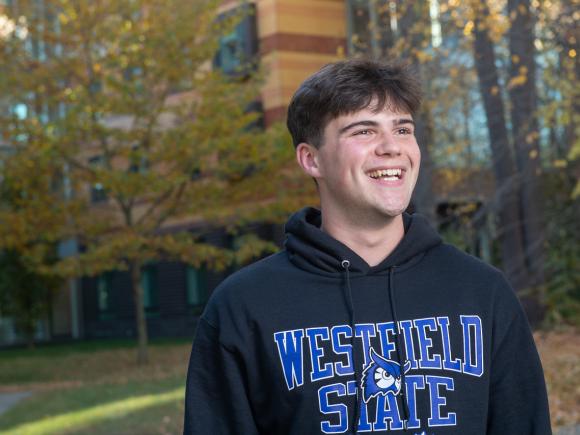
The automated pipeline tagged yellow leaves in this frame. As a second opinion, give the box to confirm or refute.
[463,21,474,36]
[511,54,520,64]
[507,67,528,89]
[569,49,577,59]
[573,182,580,199]
[490,86,499,96]
[529,149,538,159]
[415,50,433,63]
[552,159,567,168]
[58,13,70,25]
[128,43,141,53]
[526,131,539,144]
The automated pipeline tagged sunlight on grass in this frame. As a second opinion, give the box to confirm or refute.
[3,387,184,435]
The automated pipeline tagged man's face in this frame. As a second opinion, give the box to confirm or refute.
[298,102,421,225]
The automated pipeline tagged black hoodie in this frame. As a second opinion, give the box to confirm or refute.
[184,208,551,434]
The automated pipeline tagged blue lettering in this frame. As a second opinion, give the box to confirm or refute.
[376,322,397,360]
[426,375,457,427]
[437,317,462,373]
[347,380,372,432]
[405,375,426,429]
[414,318,442,369]
[374,393,404,431]
[331,325,354,376]
[400,320,418,369]
[273,329,304,390]
[319,383,348,433]
[355,324,376,366]
[306,327,334,382]
[461,315,484,377]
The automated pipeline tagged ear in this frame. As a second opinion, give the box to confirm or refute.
[369,348,380,364]
[296,142,322,178]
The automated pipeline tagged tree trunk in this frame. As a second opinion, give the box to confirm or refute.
[399,1,436,223]
[508,0,546,292]
[130,261,149,365]
[472,4,529,291]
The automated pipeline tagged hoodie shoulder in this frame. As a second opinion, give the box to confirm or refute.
[221,250,291,290]
[201,251,291,328]
[431,243,504,277]
[427,243,519,301]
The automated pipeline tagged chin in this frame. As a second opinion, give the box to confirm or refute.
[379,203,410,218]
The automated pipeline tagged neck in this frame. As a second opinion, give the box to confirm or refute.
[320,210,405,267]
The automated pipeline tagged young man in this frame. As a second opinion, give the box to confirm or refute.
[184,59,551,434]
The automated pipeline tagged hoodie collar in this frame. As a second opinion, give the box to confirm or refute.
[284,207,441,276]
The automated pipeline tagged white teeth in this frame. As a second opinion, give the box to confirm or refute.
[368,168,402,179]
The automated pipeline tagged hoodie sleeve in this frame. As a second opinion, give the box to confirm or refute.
[184,317,259,435]
[486,285,551,434]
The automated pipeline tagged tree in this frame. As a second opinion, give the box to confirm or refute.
[470,1,530,292]
[0,121,67,348]
[0,0,290,363]
[0,249,61,348]
[507,0,545,289]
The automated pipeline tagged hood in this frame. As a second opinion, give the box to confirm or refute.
[285,207,442,276]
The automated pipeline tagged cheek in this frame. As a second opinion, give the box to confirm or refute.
[412,143,421,168]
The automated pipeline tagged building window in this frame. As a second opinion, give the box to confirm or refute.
[89,155,107,203]
[214,4,258,77]
[12,103,28,120]
[141,265,159,314]
[97,272,113,319]
[186,265,207,307]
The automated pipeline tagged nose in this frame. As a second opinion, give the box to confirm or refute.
[375,132,401,156]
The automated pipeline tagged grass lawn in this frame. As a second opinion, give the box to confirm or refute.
[0,330,578,434]
[0,339,191,435]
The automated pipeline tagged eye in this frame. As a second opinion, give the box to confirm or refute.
[353,129,373,136]
[396,127,412,135]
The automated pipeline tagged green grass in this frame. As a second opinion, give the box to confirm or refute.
[0,338,191,385]
[0,339,191,434]
[0,377,185,435]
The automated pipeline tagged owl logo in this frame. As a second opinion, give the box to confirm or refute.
[361,348,412,403]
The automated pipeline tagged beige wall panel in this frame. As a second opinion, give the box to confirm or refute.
[257,0,278,38]
[257,0,345,39]
[261,51,343,110]
[276,2,345,37]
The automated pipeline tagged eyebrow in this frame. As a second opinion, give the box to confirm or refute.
[338,118,415,135]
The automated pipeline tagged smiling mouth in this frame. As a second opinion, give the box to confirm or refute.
[367,168,403,181]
